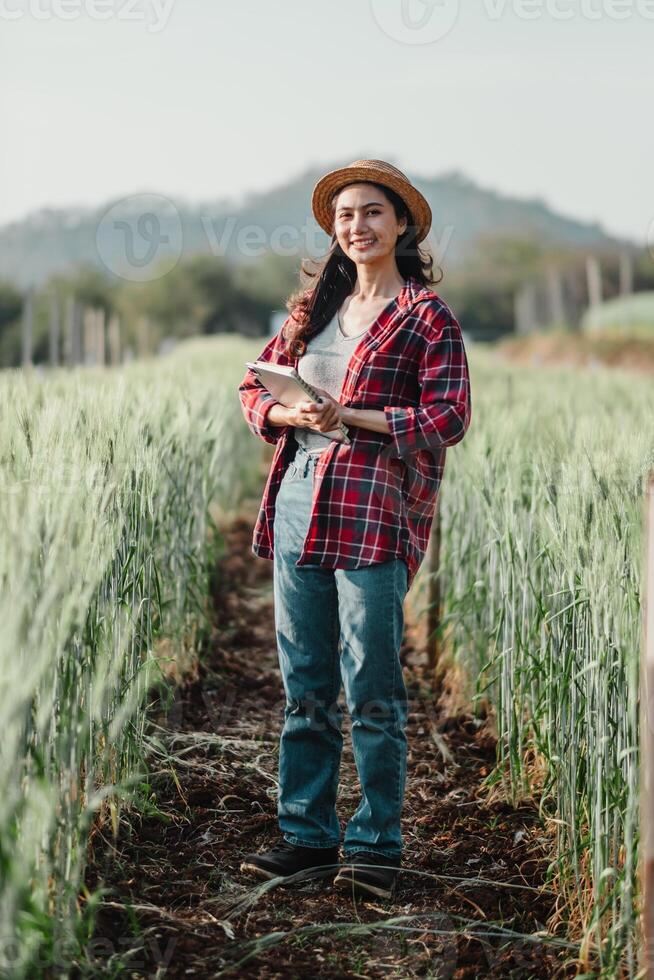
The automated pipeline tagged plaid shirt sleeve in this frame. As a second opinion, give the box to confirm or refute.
[237,327,293,445]
[383,314,471,460]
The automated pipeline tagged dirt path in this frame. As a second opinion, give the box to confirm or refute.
[84,515,577,979]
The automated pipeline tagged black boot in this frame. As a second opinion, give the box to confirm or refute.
[333,850,401,900]
[240,840,340,882]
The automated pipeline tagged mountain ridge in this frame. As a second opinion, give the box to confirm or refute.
[0,161,626,289]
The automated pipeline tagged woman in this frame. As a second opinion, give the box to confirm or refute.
[237,160,472,901]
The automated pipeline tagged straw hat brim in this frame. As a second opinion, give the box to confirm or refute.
[311,159,432,244]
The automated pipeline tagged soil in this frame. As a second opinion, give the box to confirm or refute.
[82,514,579,979]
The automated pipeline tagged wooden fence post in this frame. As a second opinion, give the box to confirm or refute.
[108,314,121,366]
[426,500,442,673]
[64,295,74,367]
[585,255,603,308]
[49,293,60,367]
[96,308,106,366]
[72,301,83,365]
[546,267,566,327]
[21,289,34,368]
[83,307,96,366]
[514,283,537,335]
[137,316,150,358]
[619,251,634,297]
[641,470,654,978]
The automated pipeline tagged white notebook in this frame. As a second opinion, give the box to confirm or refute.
[245,361,351,445]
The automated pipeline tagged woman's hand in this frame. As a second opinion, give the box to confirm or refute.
[291,387,344,433]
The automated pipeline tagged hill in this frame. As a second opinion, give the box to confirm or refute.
[0,159,626,288]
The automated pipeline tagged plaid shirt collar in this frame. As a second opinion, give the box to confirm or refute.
[335,275,438,405]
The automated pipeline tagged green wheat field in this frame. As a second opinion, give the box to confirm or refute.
[2,335,653,978]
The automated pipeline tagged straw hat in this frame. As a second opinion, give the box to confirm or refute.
[311,159,432,244]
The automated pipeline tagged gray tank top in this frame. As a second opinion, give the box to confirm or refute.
[293,308,368,455]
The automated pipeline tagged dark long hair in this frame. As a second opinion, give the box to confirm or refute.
[282,180,442,356]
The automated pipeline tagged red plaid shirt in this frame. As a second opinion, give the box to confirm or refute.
[237,275,472,590]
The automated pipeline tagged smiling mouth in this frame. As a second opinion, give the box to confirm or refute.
[351,239,376,249]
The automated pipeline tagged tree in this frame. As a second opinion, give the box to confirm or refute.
[0,281,24,367]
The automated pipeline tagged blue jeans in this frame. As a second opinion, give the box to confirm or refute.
[272,439,409,859]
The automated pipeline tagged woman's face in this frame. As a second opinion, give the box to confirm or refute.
[332,183,407,267]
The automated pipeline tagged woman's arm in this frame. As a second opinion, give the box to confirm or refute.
[312,314,471,455]
[341,407,390,434]
[302,387,387,435]
[237,329,295,444]
[381,317,471,459]
[266,403,294,428]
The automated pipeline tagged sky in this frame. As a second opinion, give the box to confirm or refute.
[1,0,652,243]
